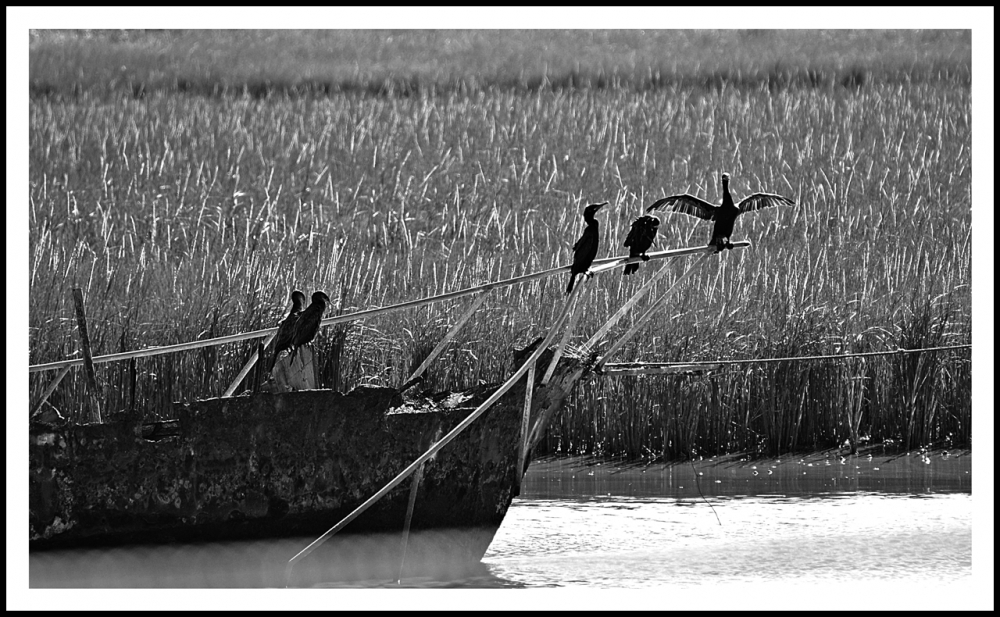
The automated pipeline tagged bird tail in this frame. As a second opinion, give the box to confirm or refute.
[566,273,577,294]
[623,263,638,276]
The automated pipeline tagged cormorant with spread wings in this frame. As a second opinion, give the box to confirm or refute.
[646,173,794,253]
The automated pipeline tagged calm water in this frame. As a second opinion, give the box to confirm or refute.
[28,450,975,603]
[484,451,973,590]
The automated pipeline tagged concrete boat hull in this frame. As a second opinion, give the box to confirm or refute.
[29,351,590,583]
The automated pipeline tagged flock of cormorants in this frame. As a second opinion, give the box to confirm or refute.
[567,172,795,293]
[269,172,794,370]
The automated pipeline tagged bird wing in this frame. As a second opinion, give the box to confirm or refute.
[623,219,643,247]
[645,194,718,221]
[290,308,312,342]
[737,192,796,213]
[642,217,659,245]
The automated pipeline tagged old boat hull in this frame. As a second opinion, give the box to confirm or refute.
[29,351,590,584]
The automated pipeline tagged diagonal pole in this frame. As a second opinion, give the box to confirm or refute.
[405,291,491,385]
[582,258,674,354]
[516,362,536,492]
[396,461,425,584]
[541,280,589,385]
[30,365,72,417]
[222,332,277,397]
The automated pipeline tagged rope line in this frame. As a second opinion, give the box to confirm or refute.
[602,344,971,370]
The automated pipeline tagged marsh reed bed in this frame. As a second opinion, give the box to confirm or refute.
[28,31,971,459]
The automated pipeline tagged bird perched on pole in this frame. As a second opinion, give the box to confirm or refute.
[646,172,794,253]
[269,290,306,373]
[566,202,608,294]
[622,215,660,276]
[289,290,331,361]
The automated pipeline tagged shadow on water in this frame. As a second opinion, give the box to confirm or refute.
[30,528,524,588]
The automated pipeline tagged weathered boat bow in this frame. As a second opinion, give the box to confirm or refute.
[29,345,594,558]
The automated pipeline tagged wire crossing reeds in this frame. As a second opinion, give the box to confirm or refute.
[599,344,972,368]
[601,363,722,375]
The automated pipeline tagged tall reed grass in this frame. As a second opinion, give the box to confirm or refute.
[28,33,971,458]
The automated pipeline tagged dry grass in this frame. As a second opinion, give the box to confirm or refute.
[28,30,971,458]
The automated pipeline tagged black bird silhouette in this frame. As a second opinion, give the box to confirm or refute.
[622,215,660,276]
[646,172,795,253]
[566,202,608,294]
[289,290,331,361]
[268,290,306,373]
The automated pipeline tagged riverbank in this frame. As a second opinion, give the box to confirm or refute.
[523,448,972,499]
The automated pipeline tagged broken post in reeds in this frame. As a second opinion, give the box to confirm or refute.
[285,279,585,584]
[595,253,713,372]
[71,288,102,424]
[128,358,137,415]
[404,290,491,386]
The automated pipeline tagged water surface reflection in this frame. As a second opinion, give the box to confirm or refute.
[483,450,973,589]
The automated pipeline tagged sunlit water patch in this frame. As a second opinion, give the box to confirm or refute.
[483,450,972,588]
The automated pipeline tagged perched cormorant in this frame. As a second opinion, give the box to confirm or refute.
[289,290,331,359]
[622,215,660,276]
[566,202,608,294]
[646,172,795,253]
[268,290,306,372]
